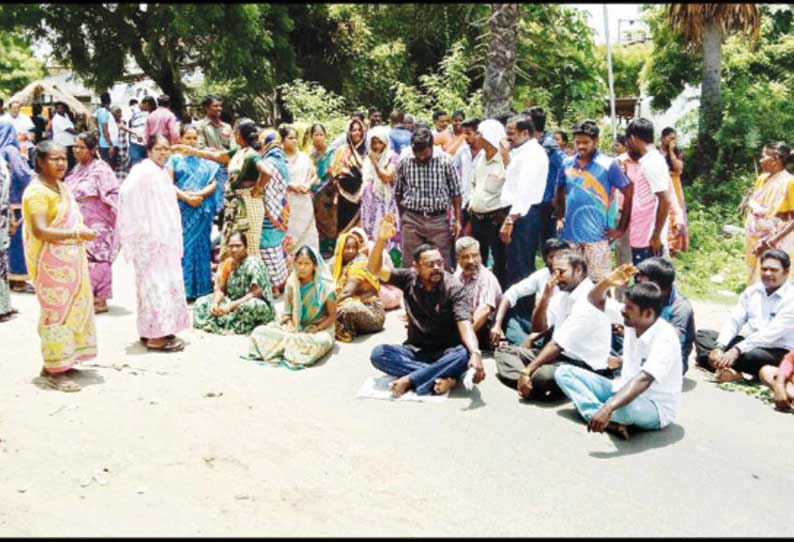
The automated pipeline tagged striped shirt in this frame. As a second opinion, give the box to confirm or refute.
[394,154,461,213]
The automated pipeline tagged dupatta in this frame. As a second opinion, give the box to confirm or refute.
[330,119,366,204]
[284,245,335,329]
[361,125,395,201]
[332,230,380,293]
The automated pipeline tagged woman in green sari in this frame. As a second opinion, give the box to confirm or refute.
[193,232,275,335]
[248,245,336,368]
[306,123,337,258]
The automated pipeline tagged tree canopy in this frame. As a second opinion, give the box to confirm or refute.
[0,32,44,99]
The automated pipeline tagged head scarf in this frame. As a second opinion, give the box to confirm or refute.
[330,119,366,203]
[259,138,290,233]
[286,245,336,329]
[362,125,394,201]
[478,119,506,152]
[332,231,380,293]
[291,121,312,153]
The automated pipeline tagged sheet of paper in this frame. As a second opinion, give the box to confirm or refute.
[356,375,449,403]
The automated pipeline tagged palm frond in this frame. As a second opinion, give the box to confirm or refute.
[668,3,761,44]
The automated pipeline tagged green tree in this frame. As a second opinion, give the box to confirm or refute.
[0,4,297,117]
[596,42,651,98]
[0,33,44,98]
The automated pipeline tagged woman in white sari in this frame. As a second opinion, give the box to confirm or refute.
[360,125,400,254]
[280,125,320,255]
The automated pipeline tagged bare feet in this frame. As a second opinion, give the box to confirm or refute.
[40,368,81,392]
[715,368,743,383]
[94,299,109,314]
[433,377,457,395]
[606,422,630,440]
[389,376,412,398]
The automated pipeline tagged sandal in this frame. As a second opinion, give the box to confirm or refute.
[145,337,185,352]
[11,283,35,294]
[0,309,18,322]
[40,369,81,392]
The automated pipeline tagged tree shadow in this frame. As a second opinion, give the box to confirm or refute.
[32,368,105,391]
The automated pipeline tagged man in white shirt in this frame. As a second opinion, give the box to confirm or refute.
[695,249,794,382]
[498,115,549,293]
[0,101,35,161]
[453,117,482,231]
[490,238,571,347]
[495,250,614,398]
[51,102,77,171]
[555,264,683,439]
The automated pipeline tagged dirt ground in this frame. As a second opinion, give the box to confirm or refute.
[1,258,792,536]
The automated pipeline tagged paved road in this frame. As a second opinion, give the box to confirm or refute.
[0,258,791,536]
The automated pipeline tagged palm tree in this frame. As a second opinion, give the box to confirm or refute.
[482,4,519,118]
[668,3,760,176]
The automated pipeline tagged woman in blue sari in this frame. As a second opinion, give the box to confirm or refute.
[167,125,220,301]
[0,121,35,293]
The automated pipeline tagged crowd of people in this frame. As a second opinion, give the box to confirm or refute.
[2,91,794,440]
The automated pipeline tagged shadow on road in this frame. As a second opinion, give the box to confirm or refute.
[32,368,105,391]
[451,385,486,411]
[588,424,686,458]
[103,305,134,317]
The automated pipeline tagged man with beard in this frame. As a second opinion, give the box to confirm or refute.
[495,250,618,399]
[452,236,502,349]
[555,264,683,440]
[368,214,486,397]
[621,117,673,265]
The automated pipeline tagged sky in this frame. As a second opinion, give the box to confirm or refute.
[565,3,645,44]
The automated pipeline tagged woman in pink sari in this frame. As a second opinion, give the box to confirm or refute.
[118,134,190,352]
[64,132,120,314]
[22,141,98,392]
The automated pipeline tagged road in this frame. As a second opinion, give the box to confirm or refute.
[0,257,791,536]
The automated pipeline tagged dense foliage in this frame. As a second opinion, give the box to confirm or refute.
[0,32,44,98]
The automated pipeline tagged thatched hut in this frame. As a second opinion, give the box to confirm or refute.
[8,80,96,131]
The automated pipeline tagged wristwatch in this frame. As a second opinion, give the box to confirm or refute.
[471,349,483,357]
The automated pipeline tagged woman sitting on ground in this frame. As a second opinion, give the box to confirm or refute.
[193,231,275,335]
[248,245,336,368]
[333,229,385,342]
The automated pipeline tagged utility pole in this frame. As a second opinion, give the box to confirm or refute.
[604,4,617,141]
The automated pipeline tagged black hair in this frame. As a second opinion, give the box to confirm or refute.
[432,110,448,122]
[278,124,296,140]
[661,127,676,138]
[413,242,440,262]
[496,112,515,126]
[129,99,139,106]
[0,99,3,107]
[309,122,326,137]
[75,131,99,151]
[32,103,42,115]
[636,257,676,292]
[351,111,366,121]
[202,94,222,109]
[527,106,546,132]
[626,117,655,144]
[507,115,535,134]
[228,230,248,249]
[141,96,156,109]
[553,249,588,276]
[760,248,791,270]
[235,118,261,150]
[764,142,793,166]
[100,92,111,106]
[414,121,431,132]
[625,282,663,317]
[157,94,170,108]
[616,134,628,146]
[411,127,433,151]
[461,117,480,130]
[572,119,599,139]
[295,245,318,265]
[541,238,572,259]
[555,130,569,145]
[389,110,404,124]
[180,123,198,137]
[452,110,465,120]
[368,106,380,116]
[146,134,168,151]
[33,140,66,173]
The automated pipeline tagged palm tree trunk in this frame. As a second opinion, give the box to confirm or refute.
[482,4,519,118]
[697,19,722,176]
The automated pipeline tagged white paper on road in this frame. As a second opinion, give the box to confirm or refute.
[356,375,449,403]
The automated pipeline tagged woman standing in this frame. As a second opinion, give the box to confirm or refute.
[258,132,291,293]
[330,119,366,235]
[745,142,794,282]
[248,245,336,368]
[193,231,275,335]
[281,125,319,254]
[660,127,689,253]
[23,141,97,391]
[0,121,35,294]
[360,125,400,255]
[306,123,337,258]
[0,154,17,321]
[118,135,190,352]
[64,132,121,314]
[166,125,220,301]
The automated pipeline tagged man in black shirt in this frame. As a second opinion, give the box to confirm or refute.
[367,214,485,397]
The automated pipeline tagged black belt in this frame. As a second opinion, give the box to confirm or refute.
[404,208,447,218]
[469,206,510,221]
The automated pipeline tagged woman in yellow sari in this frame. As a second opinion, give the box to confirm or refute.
[745,143,794,282]
[22,141,98,392]
[333,229,385,342]
[248,245,336,368]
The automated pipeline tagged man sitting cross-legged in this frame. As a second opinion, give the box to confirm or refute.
[368,214,486,397]
[554,265,683,439]
[495,250,617,399]
[490,238,572,348]
[452,236,503,350]
[694,249,794,383]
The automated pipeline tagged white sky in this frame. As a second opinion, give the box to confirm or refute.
[565,3,645,44]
